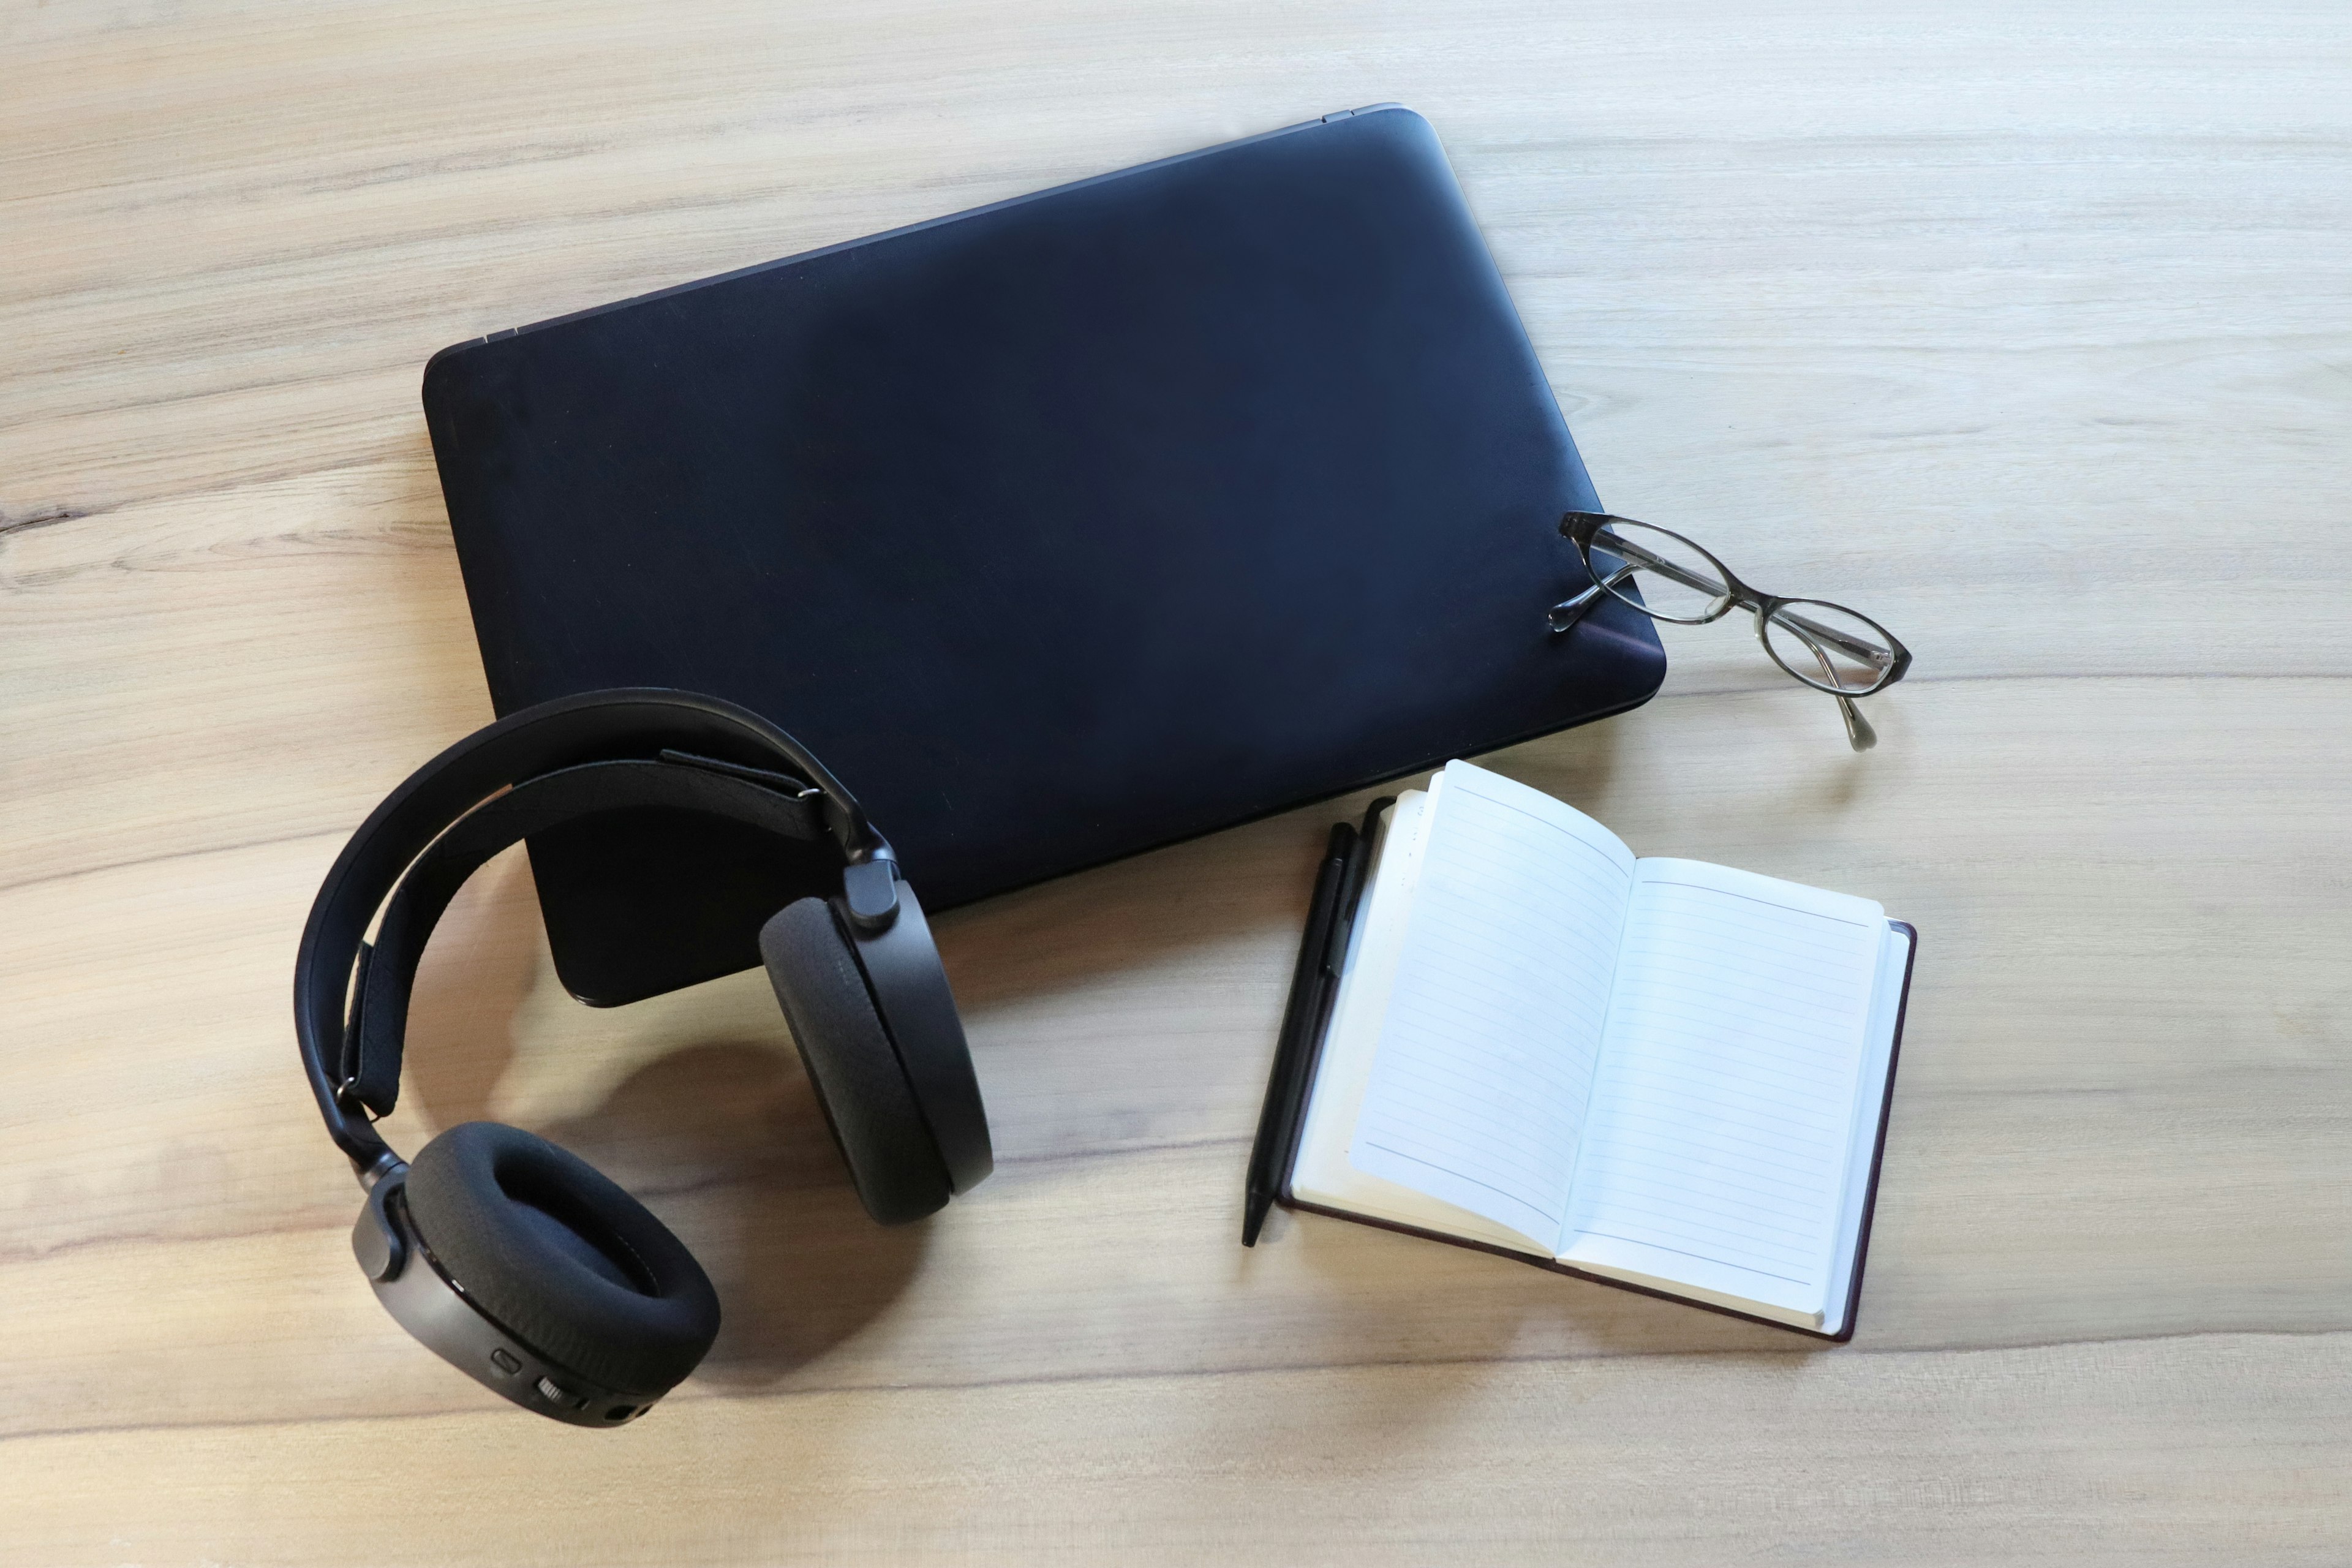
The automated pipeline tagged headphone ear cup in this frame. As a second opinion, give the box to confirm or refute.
[402,1122,720,1395]
[760,897,952,1225]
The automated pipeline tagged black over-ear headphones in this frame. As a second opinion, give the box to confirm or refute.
[293,688,990,1426]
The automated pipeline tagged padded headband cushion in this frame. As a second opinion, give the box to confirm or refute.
[759,898,952,1226]
[404,1122,721,1395]
[345,758,827,1118]
[294,688,872,1162]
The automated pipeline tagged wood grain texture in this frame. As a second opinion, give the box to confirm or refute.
[4,1,2348,1562]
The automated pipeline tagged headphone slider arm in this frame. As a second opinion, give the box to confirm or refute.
[352,1175,409,1282]
[842,858,901,932]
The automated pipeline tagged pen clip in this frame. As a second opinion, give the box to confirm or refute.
[1323,795,1393,975]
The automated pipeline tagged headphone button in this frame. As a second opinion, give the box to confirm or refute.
[489,1349,521,1375]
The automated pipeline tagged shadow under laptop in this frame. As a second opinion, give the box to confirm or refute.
[932,715,1631,1021]
[925,717,1630,1182]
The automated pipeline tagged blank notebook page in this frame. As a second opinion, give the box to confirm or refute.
[1561,858,1885,1317]
[1349,762,1632,1250]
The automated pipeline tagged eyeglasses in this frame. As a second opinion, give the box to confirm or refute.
[1548,512,1912,752]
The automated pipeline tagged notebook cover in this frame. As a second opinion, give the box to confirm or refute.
[422,105,1667,1005]
[1280,922,1919,1343]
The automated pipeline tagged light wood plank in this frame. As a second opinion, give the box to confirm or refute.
[6,1333,2350,1565]
[2,0,2348,1559]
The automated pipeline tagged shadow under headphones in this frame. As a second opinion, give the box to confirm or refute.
[293,688,992,1427]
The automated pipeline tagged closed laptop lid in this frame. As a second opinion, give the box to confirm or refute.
[423,105,1665,1005]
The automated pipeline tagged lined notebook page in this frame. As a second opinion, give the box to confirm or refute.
[1560,858,1884,1316]
[1288,792,1548,1255]
[1350,762,1635,1251]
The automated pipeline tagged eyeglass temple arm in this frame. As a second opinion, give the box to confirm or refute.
[1786,622,1877,752]
[1547,560,1639,634]
[1766,605,1896,668]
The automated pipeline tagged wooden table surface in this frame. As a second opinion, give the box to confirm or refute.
[6,2,2348,1562]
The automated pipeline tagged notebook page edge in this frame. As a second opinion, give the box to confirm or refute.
[1556,1252,1826,1330]
[1816,919,1911,1338]
[1442,759,1636,870]
[1631,856,1885,927]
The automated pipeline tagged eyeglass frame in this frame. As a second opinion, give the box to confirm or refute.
[1548,511,1913,752]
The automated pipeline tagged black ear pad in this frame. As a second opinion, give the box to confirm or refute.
[403,1122,721,1395]
[760,897,953,1225]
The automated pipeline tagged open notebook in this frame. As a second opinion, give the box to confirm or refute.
[1282,761,1915,1337]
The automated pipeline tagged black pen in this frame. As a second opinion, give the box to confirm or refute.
[1243,797,1390,1246]
[1242,824,1354,1246]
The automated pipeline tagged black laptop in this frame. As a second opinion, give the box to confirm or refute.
[422,105,1665,1005]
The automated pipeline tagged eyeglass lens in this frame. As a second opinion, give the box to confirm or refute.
[1762,600,1898,693]
[1588,522,1732,624]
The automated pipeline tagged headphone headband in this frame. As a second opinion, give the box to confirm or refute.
[293,688,878,1175]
